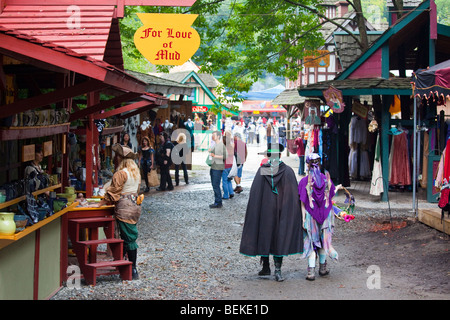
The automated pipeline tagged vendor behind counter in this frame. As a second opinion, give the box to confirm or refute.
[97,144,143,280]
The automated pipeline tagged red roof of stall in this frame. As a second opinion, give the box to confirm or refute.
[0,5,123,67]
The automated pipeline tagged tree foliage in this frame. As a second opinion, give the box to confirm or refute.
[119,0,450,95]
[120,0,327,95]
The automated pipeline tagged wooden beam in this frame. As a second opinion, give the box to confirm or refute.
[0,123,69,141]
[69,91,141,121]
[0,79,107,119]
[418,208,450,235]
[103,69,147,93]
[119,103,157,119]
[93,100,153,120]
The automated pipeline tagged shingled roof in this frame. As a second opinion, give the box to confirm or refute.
[387,0,424,7]
[334,33,384,70]
[298,77,412,96]
[157,71,220,88]
[125,69,194,96]
[271,88,306,106]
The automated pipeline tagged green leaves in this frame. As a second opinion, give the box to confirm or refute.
[119,0,325,94]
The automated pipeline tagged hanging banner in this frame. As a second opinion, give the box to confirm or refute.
[134,13,201,66]
[323,85,345,113]
[304,50,330,68]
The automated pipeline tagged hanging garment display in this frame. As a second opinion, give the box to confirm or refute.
[389,130,412,186]
[304,128,315,159]
[435,138,450,189]
[348,116,370,179]
[420,131,429,189]
[389,95,401,115]
[304,107,321,125]
[370,134,384,196]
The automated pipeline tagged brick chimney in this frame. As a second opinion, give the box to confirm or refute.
[335,1,349,17]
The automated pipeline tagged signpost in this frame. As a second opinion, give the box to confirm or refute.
[134,13,201,66]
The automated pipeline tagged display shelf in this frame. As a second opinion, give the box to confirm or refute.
[0,183,62,210]
[0,202,79,247]
[0,123,70,141]
[101,125,124,135]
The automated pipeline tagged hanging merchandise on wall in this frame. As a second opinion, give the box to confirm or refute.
[304,100,321,126]
[370,134,384,196]
[348,115,370,180]
[388,126,412,187]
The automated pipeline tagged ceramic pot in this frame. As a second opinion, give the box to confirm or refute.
[49,109,55,125]
[0,212,16,236]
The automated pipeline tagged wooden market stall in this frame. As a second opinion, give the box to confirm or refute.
[412,59,450,234]
[298,0,450,210]
[0,2,171,299]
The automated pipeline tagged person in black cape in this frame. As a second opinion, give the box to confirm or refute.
[239,143,303,281]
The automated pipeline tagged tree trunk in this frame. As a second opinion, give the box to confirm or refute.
[392,0,404,19]
[352,0,369,51]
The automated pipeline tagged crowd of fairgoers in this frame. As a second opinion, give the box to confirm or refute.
[208,115,304,146]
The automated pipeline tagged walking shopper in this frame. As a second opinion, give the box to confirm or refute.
[295,131,305,175]
[121,132,133,149]
[266,120,274,146]
[173,132,189,186]
[208,130,227,208]
[138,136,154,192]
[247,121,256,144]
[278,121,287,147]
[99,144,142,280]
[222,131,235,200]
[233,133,247,194]
[240,143,303,281]
[298,153,340,281]
[156,132,174,191]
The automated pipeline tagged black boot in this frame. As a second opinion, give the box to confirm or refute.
[258,256,271,276]
[273,256,284,282]
[127,249,139,280]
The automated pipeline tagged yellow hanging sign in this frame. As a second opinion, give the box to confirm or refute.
[134,13,201,66]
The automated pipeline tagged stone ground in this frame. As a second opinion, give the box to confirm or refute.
[51,143,450,304]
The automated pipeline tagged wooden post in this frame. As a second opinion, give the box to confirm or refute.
[85,92,100,197]
[85,114,94,197]
[337,96,352,187]
[380,95,392,202]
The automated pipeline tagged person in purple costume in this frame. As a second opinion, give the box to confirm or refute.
[298,153,341,281]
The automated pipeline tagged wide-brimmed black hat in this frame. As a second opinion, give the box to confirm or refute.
[258,143,285,157]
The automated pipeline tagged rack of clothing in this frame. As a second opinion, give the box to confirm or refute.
[348,115,370,180]
[388,125,412,187]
